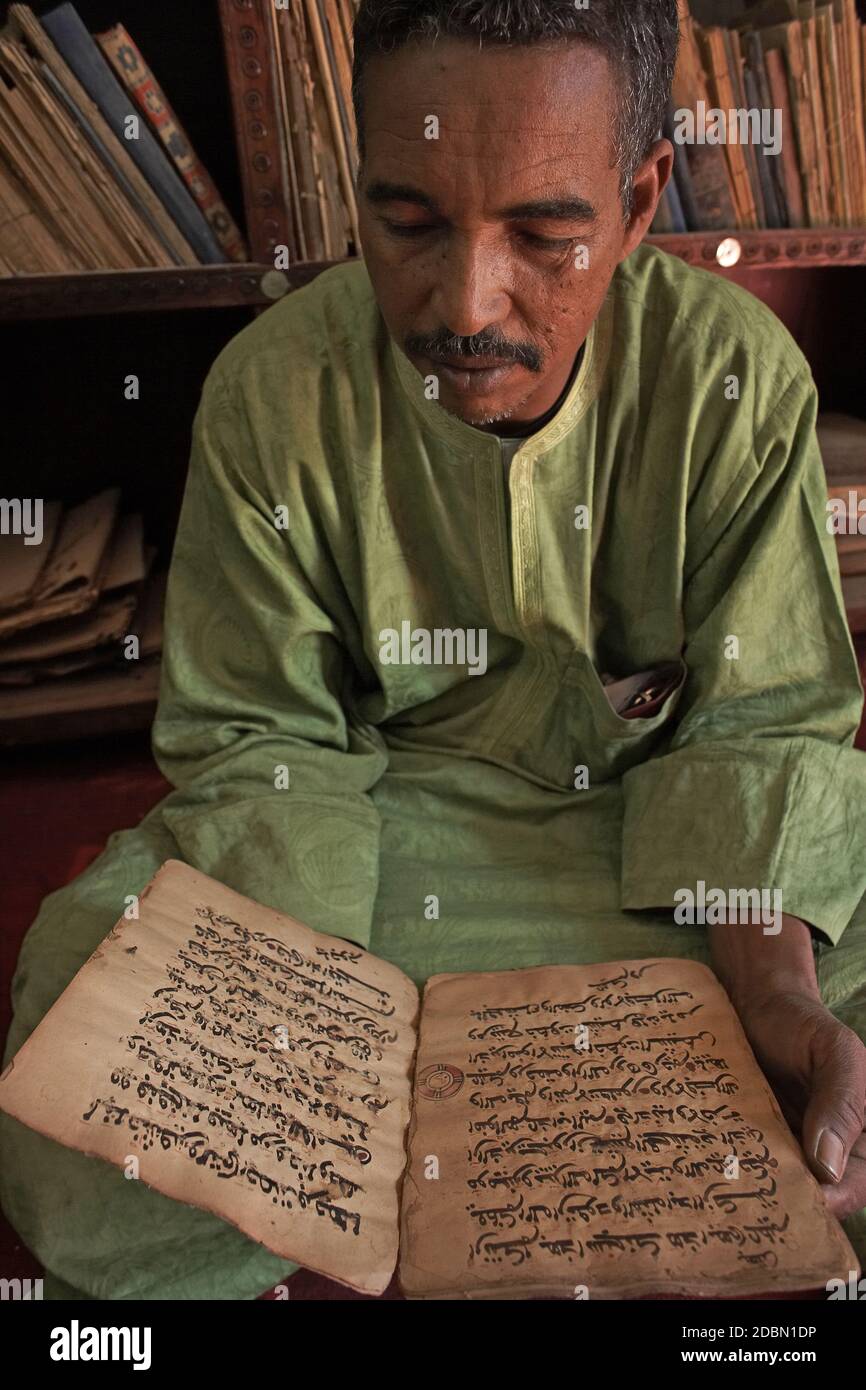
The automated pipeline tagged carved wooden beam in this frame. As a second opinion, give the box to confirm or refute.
[218,0,294,264]
[2,231,865,321]
[0,263,343,321]
[649,228,866,271]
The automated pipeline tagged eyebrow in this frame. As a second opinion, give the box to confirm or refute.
[364,181,598,223]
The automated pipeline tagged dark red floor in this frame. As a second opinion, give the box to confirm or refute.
[3,638,866,1298]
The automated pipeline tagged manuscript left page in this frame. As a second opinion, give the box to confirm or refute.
[0,860,420,1295]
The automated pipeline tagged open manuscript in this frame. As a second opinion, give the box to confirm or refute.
[0,861,858,1299]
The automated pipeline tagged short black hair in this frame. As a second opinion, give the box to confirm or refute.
[352,0,680,217]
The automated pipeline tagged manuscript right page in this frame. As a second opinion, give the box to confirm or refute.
[398,958,859,1298]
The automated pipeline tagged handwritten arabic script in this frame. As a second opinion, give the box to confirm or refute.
[464,964,782,1272]
[401,960,846,1297]
[0,863,418,1294]
[83,903,401,1235]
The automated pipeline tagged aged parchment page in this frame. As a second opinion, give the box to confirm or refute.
[399,958,858,1298]
[0,860,419,1296]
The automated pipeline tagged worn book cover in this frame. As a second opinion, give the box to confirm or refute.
[96,24,249,263]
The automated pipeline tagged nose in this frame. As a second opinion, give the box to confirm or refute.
[429,232,510,340]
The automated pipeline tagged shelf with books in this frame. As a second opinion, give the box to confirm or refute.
[2,232,865,322]
[5,235,866,325]
[0,258,339,320]
[2,0,865,746]
[0,1,252,278]
[0,0,358,320]
[653,3,866,253]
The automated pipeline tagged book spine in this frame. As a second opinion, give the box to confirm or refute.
[96,25,249,263]
[265,0,303,264]
[322,0,356,152]
[38,62,174,267]
[0,75,103,269]
[672,4,738,230]
[665,172,688,232]
[303,0,359,250]
[698,26,759,228]
[1,32,171,269]
[40,3,225,264]
[764,47,805,226]
[800,14,832,224]
[764,20,824,227]
[816,6,850,225]
[0,160,73,271]
[837,0,866,223]
[293,0,339,258]
[277,1,328,260]
[741,33,785,229]
[9,2,195,266]
[752,33,790,228]
[664,105,700,230]
[651,183,676,234]
[727,27,767,228]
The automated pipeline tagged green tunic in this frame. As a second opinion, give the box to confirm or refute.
[4,244,866,1299]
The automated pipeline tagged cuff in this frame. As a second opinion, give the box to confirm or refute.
[620,738,866,946]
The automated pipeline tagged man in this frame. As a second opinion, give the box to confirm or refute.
[2,0,866,1300]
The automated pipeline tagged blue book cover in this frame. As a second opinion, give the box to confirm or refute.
[663,106,700,232]
[42,65,185,266]
[651,185,676,234]
[666,172,687,233]
[42,3,226,264]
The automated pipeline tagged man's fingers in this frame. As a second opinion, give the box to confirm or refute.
[819,1141,866,1220]
[802,1024,866,1184]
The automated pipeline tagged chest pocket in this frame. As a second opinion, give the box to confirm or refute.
[564,652,688,782]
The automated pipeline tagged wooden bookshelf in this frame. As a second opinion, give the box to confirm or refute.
[1,233,865,322]
[1,0,865,324]
[0,260,338,320]
[1,0,865,744]
[651,227,866,271]
[3,240,865,323]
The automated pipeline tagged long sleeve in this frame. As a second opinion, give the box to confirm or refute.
[152,366,388,945]
[620,367,866,944]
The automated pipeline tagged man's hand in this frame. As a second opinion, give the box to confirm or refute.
[709,916,866,1220]
[733,988,866,1218]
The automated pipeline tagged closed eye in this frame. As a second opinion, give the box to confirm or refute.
[519,232,579,250]
[382,220,436,238]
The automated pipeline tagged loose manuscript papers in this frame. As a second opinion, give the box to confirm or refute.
[0,865,857,1298]
[0,861,419,1295]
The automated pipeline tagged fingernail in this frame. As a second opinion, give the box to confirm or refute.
[816,1128,845,1181]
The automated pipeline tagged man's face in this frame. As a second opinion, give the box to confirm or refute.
[358,38,670,430]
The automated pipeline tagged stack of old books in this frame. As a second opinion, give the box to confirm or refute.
[0,489,165,743]
[271,0,360,263]
[652,0,866,233]
[0,0,363,275]
[0,2,248,273]
[820,413,866,633]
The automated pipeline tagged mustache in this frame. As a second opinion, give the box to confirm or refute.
[405,326,543,373]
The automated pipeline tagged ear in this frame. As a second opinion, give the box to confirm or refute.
[620,138,675,261]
